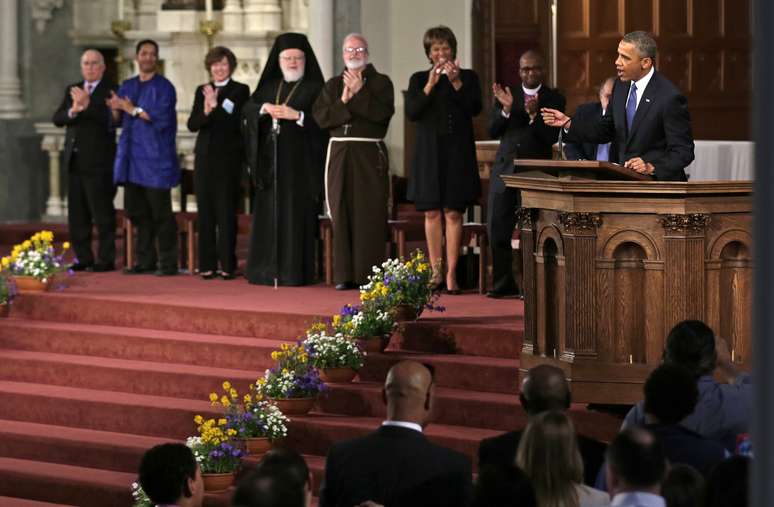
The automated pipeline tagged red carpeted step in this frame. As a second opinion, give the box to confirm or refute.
[0,457,133,507]
[0,497,76,507]
[0,419,175,473]
[0,381,217,439]
[0,319,291,370]
[394,318,524,358]
[0,349,260,400]
[359,352,520,394]
[318,382,525,432]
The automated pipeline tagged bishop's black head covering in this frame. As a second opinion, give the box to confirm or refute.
[255,32,325,92]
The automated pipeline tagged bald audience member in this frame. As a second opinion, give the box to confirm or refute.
[606,427,667,507]
[319,361,472,507]
[53,49,118,272]
[478,364,606,485]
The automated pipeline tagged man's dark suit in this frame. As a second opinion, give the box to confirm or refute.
[52,80,117,268]
[478,429,606,486]
[567,70,694,181]
[319,425,472,507]
[487,86,565,294]
[563,101,616,162]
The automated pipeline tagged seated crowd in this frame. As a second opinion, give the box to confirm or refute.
[136,319,752,507]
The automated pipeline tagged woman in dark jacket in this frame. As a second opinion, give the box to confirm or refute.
[187,46,250,279]
[405,26,482,294]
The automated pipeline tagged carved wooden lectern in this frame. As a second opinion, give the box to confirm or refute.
[503,160,752,404]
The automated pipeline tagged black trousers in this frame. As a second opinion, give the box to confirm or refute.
[67,155,116,267]
[194,161,239,273]
[124,182,178,270]
[487,186,520,293]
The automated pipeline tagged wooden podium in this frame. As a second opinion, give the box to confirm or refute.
[503,160,753,404]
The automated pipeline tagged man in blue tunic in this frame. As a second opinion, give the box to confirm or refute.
[110,39,180,275]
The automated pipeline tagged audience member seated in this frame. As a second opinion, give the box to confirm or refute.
[623,320,752,451]
[661,464,705,507]
[643,364,728,476]
[319,360,473,507]
[473,464,536,507]
[606,427,667,507]
[232,448,311,507]
[517,411,610,507]
[704,456,750,507]
[138,443,204,507]
[478,364,606,485]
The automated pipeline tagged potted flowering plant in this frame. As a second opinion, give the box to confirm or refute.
[1,231,71,292]
[332,303,395,353]
[0,274,15,318]
[360,250,445,321]
[303,329,365,383]
[188,416,244,492]
[208,381,289,455]
[256,342,325,415]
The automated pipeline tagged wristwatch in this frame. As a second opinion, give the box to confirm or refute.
[131,107,144,117]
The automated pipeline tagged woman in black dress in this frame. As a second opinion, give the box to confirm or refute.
[187,46,250,279]
[405,26,482,294]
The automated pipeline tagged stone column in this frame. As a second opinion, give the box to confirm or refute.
[244,0,281,32]
[137,0,163,31]
[222,0,244,33]
[0,0,25,119]
[308,0,334,80]
[34,124,66,219]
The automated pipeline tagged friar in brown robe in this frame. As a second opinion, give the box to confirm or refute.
[313,33,395,289]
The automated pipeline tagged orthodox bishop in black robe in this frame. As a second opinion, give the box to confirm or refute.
[242,33,327,286]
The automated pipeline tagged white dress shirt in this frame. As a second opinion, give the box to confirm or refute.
[628,66,655,110]
[611,491,665,507]
[381,420,423,433]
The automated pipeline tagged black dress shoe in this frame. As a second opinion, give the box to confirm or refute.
[154,267,179,276]
[486,289,520,299]
[71,262,93,272]
[335,282,356,290]
[446,288,462,295]
[218,271,236,280]
[200,271,216,280]
[123,265,156,275]
[92,263,115,272]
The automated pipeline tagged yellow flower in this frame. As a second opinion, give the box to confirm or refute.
[1,257,9,268]
[332,315,341,326]
[220,395,231,407]
[229,388,238,399]
[244,394,252,404]
[22,240,31,249]
[62,241,70,250]
[271,351,278,360]
[222,381,231,391]
[194,415,203,425]
[218,418,227,426]
[209,392,218,402]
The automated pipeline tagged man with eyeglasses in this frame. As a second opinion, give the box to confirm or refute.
[487,50,565,299]
[313,33,395,290]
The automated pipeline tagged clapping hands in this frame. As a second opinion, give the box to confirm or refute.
[106,91,134,114]
[492,83,513,113]
[202,84,219,115]
[341,69,364,103]
[69,86,90,115]
[262,103,301,121]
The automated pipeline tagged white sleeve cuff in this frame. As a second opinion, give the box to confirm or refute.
[501,109,510,119]
[296,110,305,127]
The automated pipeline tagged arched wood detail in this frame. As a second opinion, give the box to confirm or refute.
[602,229,661,261]
[536,225,565,257]
[708,229,753,260]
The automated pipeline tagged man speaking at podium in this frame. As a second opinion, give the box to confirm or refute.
[542,31,695,181]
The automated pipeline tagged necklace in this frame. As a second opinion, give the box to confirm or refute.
[275,79,302,105]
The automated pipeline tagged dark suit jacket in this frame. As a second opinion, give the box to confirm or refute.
[563,101,617,162]
[320,425,473,507]
[647,424,727,477]
[186,79,250,169]
[488,85,565,194]
[478,429,607,487]
[566,70,694,181]
[52,80,117,174]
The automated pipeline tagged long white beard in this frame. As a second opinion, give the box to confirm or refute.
[344,58,367,71]
[281,68,305,82]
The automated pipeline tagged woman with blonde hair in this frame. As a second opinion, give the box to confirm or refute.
[516,411,610,507]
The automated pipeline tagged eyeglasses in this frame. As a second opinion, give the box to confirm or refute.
[280,56,305,63]
[343,47,368,55]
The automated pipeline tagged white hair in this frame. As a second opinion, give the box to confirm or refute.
[342,33,368,51]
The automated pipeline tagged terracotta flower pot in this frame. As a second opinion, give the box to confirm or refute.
[319,367,358,383]
[13,275,51,294]
[202,472,235,492]
[392,303,421,322]
[244,437,272,455]
[269,397,316,415]
[0,303,9,318]
[357,335,390,353]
